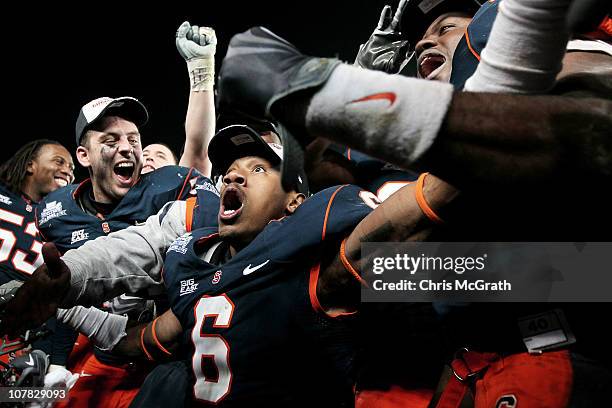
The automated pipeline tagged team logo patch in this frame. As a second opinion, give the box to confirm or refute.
[39,201,67,224]
[179,278,199,296]
[71,229,89,244]
[496,394,517,408]
[212,270,222,285]
[25,204,33,213]
[190,179,220,197]
[101,222,110,234]
[169,234,193,255]
[0,194,13,206]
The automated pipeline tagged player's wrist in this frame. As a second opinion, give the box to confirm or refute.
[187,55,215,92]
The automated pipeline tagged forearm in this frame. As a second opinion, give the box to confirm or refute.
[180,90,215,176]
[422,92,612,187]
[113,310,181,360]
[346,174,458,252]
[318,175,459,311]
[56,306,128,351]
[279,65,611,187]
[61,201,187,307]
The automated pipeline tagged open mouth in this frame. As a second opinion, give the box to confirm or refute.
[418,54,446,80]
[219,187,245,222]
[113,162,135,185]
[54,177,69,188]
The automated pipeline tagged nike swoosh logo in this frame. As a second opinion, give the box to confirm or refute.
[25,355,34,366]
[243,260,270,276]
[80,370,92,377]
[349,92,396,107]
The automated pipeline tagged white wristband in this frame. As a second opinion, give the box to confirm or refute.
[465,0,571,94]
[306,63,453,166]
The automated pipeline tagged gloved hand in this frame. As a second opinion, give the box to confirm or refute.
[218,26,340,123]
[354,2,411,74]
[176,21,217,91]
[0,279,23,305]
[217,27,342,193]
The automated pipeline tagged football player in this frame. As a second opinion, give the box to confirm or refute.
[2,122,458,406]
[0,140,74,285]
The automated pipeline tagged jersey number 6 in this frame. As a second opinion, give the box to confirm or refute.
[191,294,234,403]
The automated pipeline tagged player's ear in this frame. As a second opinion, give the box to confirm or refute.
[285,193,305,215]
[26,159,36,175]
[75,146,91,168]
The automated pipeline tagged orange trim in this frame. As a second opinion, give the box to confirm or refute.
[176,167,195,200]
[151,317,172,356]
[464,27,481,61]
[340,238,369,287]
[309,264,324,314]
[72,178,92,200]
[415,173,444,224]
[308,263,358,318]
[185,197,197,232]
[600,16,612,37]
[140,326,154,361]
[322,185,348,240]
[347,148,351,161]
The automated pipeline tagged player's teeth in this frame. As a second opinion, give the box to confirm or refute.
[117,163,133,168]
[224,210,235,215]
[56,179,67,187]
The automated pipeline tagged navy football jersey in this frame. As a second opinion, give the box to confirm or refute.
[37,166,219,252]
[34,166,220,366]
[332,145,418,201]
[164,185,374,407]
[0,183,42,284]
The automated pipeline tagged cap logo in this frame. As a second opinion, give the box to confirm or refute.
[230,134,255,146]
[267,143,284,159]
[418,0,447,13]
[82,97,113,122]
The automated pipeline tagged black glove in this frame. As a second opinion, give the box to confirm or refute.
[12,349,49,387]
[354,3,411,74]
[218,27,344,192]
[218,26,341,121]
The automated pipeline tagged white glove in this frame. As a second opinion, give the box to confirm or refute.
[44,364,79,389]
[176,21,217,91]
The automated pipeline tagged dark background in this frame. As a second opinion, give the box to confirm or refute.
[3,0,393,181]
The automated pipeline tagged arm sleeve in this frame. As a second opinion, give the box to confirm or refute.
[56,306,128,351]
[60,200,187,308]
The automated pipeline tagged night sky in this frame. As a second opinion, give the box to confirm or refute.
[4,0,392,181]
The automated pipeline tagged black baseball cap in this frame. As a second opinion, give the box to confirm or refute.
[209,123,309,196]
[75,96,149,146]
[402,0,483,45]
